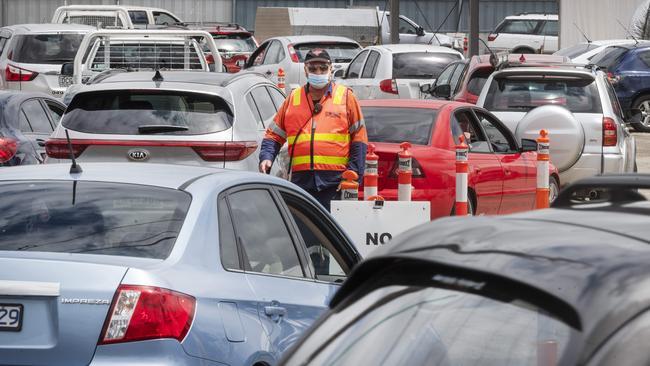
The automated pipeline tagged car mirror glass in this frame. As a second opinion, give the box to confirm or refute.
[420,83,432,94]
[333,69,345,79]
[60,63,74,76]
[520,138,538,152]
[416,26,425,37]
[433,84,451,99]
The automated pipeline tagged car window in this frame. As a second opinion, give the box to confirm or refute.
[540,20,558,36]
[250,87,277,127]
[591,46,628,69]
[10,34,85,65]
[21,99,53,133]
[363,106,437,145]
[435,63,457,86]
[211,34,257,53]
[218,195,241,271]
[228,189,304,278]
[497,20,540,34]
[153,12,178,25]
[281,192,348,283]
[474,110,517,153]
[0,37,8,56]
[554,43,599,58]
[263,41,282,65]
[451,109,490,152]
[0,181,191,259]
[466,68,493,95]
[63,90,233,135]
[45,101,65,125]
[483,75,603,113]
[361,50,380,79]
[246,93,264,128]
[605,79,625,120]
[637,50,650,68]
[393,52,462,79]
[346,50,368,79]
[266,86,286,109]
[293,42,361,63]
[399,17,417,34]
[128,11,148,24]
[250,42,269,67]
[18,110,31,132]
[449,63,466,92]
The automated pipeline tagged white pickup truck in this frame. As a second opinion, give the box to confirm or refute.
[52,5,183,29]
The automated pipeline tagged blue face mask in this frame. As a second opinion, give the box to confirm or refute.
[307,73,330,89]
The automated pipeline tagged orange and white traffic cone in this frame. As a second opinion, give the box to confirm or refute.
[397,142,412,201]
[536,129,550,209]
[364,144,379,200]
[277,67,286,90]
[340,170,359,201]
[455,136,469,216]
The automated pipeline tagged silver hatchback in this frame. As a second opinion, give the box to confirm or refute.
[46,71,286,172]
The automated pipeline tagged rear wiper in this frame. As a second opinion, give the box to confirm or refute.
[507,105,534,110]
[138,125,189,134]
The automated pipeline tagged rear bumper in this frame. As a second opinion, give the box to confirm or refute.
[560,152,630,187]
[90,339,226,365]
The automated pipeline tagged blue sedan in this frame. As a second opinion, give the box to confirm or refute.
[0,163,360,365]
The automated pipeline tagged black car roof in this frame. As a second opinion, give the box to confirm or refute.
[333,204,650,363]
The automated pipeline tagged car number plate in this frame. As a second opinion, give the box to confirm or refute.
[58,75,73,87]
[0,304,23,331]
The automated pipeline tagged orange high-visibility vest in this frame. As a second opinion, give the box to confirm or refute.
[283,84,352,172]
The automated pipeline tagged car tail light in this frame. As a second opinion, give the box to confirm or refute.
[487,34,498,42]
[99,285,195,345]
[379,79,398,95]
[389,157,424,178]
[0,137,18,163]
[603,117,618,147]
[463,37,468,52]
[607,72,621,85]
[45,138,258,161]
[287,44,300,63]
[5,64,38,82]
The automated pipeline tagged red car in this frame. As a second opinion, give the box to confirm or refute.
[188,22,258,73]
[359,99,559,219]
[429,54,569,104]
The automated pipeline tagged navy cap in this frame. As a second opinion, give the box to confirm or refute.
[304,48,331,64]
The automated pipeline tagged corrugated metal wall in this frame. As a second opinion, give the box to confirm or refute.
[235,0,558,33]
[0,0,232,26]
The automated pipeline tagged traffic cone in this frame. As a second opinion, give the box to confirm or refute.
[340,170,359,201]
[536,129,550,209]
[364,144,379,200]
[277,67,286,89]
[398,142,412,201]
[455,136,469,216]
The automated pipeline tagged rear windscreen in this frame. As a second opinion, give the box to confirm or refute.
[590,46,628,69]
[63,90,233,135]
[294,42,361,63]
[553,43,599,59]
[483,75,602,113]
[393,52,462,79]
[212,34,257,53]
[362,106,437,145]
[10,34,85,64]
[466,68,493,95]
[0,181,191,259]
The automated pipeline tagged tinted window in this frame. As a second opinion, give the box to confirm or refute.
[129,11,148,24]
[497,20,540,34]
[554,43,599,58]
[246,93,264,128]
[0,38,7,56]
[218,195,240,271]
[90,42,204,71]
[294,42,361,63]
[250,87,276,126]
[483,76,602,113]
[466,68,493,95]
[250,42,268,66]
[63,90,233,135]
[21,100,52,133]
[212,34,257,53]
[267,86,286,108]
[541,20,558,36]
[10,34,85,64]
[228,189,304,278]
[45,101,64,125]
[153,12,178,25]
[451,110,488,151]
[435,63,457,86]
[346,50,368,79]
[591,46,628,69]
[393,52,461,79]
[361,51,380,78]
[263,41,282,65]
[363,107,437,145]
[18,110,30,132]
[449,63,466,92]
[0,181,191,259]
[637,50,650,68]
[399,17,418,34]
[475,111,516,153]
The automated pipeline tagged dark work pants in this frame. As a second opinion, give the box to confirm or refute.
[304,186,340,212]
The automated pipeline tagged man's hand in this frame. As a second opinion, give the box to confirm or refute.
[259,160,273,174]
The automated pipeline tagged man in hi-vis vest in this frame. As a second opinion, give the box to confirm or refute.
[259,48,368,211]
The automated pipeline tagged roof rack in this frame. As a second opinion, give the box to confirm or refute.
[552,174,650,208]
[184,22,243,30]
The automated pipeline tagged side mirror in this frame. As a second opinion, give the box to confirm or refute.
[432,84,451,99]
[520,138,538,152]
[416,26,425,37]
[626,108,643,124]
[420,83,432,94]
[60,63,74,76]
[333,69,345,79]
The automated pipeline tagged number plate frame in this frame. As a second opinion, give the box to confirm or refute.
[0,304,23,331]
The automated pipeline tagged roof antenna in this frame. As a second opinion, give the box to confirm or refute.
[573,22,592,43]
[617,19,639,46]
[152,68,164,82]
[65,129,82,174]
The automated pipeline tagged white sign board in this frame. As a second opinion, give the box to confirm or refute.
[331,201,430,257]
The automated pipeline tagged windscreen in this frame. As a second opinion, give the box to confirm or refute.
[10,34,85,64]
[553,43,599,59]
[288,285,574,366]
[393,52,462,79]
[590,46,628,69]
[483,75,602,113]
[363,107,437,145]
[294,42,362,63]
[212,34,256,53]
[63,90,233,135]
[466,68,493,96]
[0,181,191,259]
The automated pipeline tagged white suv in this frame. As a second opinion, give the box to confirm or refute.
[477,66,636,187]
[488,13,558,54]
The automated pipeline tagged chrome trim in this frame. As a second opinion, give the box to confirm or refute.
[0,280,60,297]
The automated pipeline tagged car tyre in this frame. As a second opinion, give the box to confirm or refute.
[549,176,559,204]
[631,95,650,133]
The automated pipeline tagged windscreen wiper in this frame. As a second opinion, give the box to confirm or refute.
[138,125,189,134]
